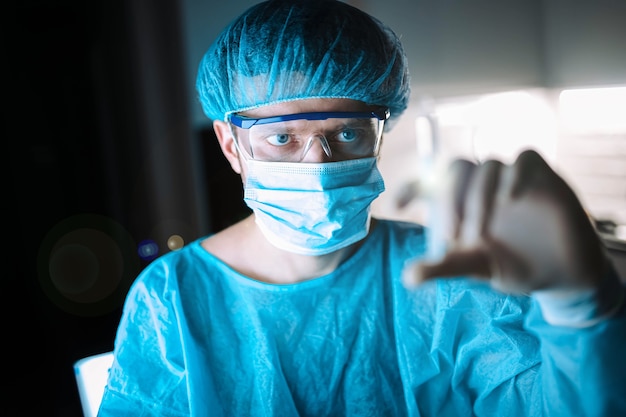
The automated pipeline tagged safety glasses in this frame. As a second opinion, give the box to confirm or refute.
[228,108,389,162]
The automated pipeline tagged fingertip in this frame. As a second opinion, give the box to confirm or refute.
[402,261,428,289]
[403,259,448,290]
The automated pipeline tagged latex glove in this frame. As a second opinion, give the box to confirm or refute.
[403,149,624,326]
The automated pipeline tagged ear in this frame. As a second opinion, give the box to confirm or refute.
[213,120,242,174]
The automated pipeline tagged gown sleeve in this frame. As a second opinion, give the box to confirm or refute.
[524,282,626,417]
[398,277,626,416]
[97,259,190,417]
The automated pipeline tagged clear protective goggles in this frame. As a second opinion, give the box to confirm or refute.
[228,108,389,162]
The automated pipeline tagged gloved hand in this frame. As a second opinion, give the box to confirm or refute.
[402,149,624,326]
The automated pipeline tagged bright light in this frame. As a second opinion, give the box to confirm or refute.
[432,90,558,164]
[559,86,626,134]
[471,91,557,163]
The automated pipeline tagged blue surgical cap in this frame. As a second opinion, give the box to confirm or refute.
[195,0,411,128]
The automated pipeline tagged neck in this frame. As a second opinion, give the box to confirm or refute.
[249,215,371,284]
[202,214,375,284]
[205,215,374,284]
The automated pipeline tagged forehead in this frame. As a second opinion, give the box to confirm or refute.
[240,98,373,118]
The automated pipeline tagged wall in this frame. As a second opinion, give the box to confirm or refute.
[542,0,626,88]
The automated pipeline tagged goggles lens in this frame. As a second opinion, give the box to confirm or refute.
[229,109,388,162]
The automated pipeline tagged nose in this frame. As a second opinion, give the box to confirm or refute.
[300,135,333,162]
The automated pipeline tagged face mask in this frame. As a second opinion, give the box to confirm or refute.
[243,157,385,255]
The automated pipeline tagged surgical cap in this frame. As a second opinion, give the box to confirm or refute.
[195,0,411,128]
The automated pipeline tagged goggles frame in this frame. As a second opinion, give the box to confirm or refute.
[229,107,390,129]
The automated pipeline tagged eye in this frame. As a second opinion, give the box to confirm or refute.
[335,128,359,143]
[266,133,292,146]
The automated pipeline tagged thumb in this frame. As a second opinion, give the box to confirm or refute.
[403,246,492,288]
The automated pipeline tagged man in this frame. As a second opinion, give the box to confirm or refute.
[98,1,625,415]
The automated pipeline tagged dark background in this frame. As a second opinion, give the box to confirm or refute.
[7,1,248,415]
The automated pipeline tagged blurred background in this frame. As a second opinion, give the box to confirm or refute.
[7,0,625,415]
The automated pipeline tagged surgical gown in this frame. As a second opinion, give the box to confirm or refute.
[98,219,626,416]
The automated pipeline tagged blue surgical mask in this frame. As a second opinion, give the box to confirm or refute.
[243,157,385,255]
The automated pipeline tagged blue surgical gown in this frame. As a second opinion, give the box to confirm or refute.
[98,219,626,416]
